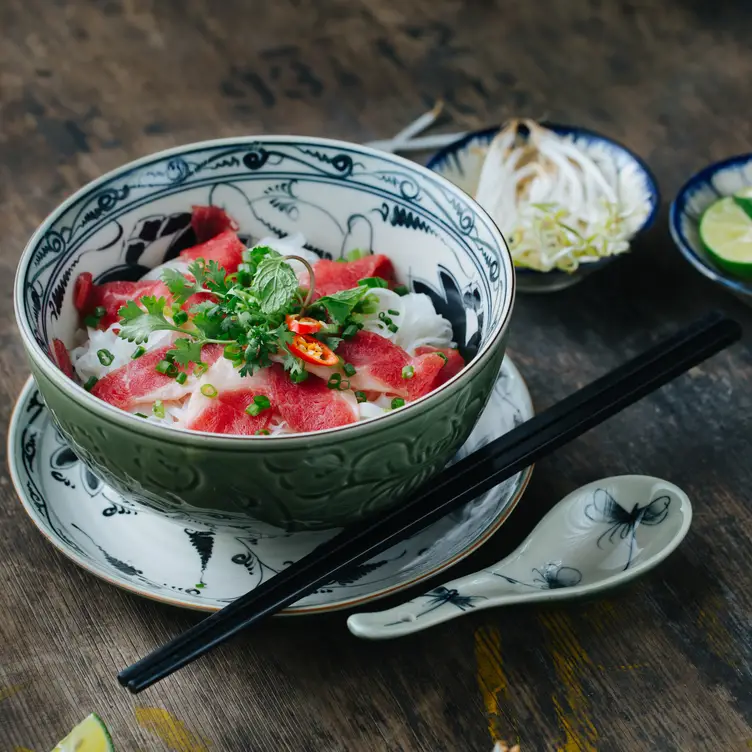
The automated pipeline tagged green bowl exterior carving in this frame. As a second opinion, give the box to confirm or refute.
[15,136,515,531]
[28,336,506,530]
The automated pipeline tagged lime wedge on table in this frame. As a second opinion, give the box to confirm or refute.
[732,186,752,219]
[699,196,752,279]
[52,714,114,752]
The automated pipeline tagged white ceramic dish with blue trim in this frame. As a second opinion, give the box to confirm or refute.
[8,358,533,614]
[670,153,752,303]
[427,124,660,293]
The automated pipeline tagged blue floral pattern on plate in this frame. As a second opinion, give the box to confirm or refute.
[8,358,533,614]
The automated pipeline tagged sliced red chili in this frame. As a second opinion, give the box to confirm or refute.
[286,314,322,335]
[288,334,338,367]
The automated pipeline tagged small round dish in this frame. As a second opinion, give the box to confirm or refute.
[7,358,532,614]
[670,153,752,303]
[427,124,660,293]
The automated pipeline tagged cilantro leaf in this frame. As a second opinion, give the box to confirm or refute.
[251,255,298,315]
[204,260,229,291]
[117,296,182,344]
[163,268,200,305]
[313,287,370,325]
[168,337,205,367]
[282,348,308,383]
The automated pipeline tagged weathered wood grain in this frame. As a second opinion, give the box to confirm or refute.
[1,1,751,750]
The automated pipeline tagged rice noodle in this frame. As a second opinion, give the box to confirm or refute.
[71,235,459,434]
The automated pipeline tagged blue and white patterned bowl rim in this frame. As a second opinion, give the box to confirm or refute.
[669,152,752,298]
[426,123,661,277]
[14,135,516,443]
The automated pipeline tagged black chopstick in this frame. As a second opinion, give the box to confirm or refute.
[118,311,741,692]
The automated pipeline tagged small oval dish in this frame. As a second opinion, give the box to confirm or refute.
[427,123,660,293]
[670,153,752,303]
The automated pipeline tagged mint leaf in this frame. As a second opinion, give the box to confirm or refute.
[117,296,181,344]
[345,248,368,262]
[357,277,388,289]
[314,287,369,325]
[251,255,298,315]
[168,337,205,367]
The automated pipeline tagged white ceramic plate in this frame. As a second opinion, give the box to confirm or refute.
[8,358,533,615]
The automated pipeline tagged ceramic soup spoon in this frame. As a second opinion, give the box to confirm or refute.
[347,475,692,640]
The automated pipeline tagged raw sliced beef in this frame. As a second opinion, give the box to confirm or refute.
[414,346,465,386]
[191,205,238,243]
[300,255,396,298]
[180,358,276,436]
[267,365,358,432]
[91,344,220,411]
[332,331,410,397]
[74,277,172,329]
[179,229,245,274]
[52,338,74,378]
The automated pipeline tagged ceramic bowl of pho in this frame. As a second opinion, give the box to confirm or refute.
[14,136,515,531]
[427,121,660,293]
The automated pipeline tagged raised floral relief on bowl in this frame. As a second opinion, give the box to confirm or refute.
[14,136,515,530]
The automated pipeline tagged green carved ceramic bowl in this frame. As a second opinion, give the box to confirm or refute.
[14,136,515,531]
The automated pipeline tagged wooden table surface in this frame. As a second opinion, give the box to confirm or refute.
[2,1,751,750]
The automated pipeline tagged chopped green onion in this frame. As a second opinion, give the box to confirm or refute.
[378,312,393,325]
[134,412,148,419]
[327,373,342,389]
[224,344,242,362]
[194,363,209,376]
[173,310,188,326]
[84,315,101,328]
[254,394,271,410]
[93,306,107,318]
[401,365,415,380]
[393,285,409,296]
[255,428,271,435]
[96,349,114,366]
[357,277,388,289]
[155,360,178,377]
[246,396,270,417]
[83,376,98,391]
[343,362,357,377]
[355,390,367,403]
[391,397,406,409]
[200,383,218,398]
[388,324,399,334]
[437,352,449,365]
[152,400,165,419]
[131,346,146,360]
[176,371,188,385]
[342,323,359,339]
[387,309,400,316]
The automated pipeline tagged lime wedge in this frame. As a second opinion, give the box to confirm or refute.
[732,186,752,220]
[52,714,114,752]
[699,196,752,279]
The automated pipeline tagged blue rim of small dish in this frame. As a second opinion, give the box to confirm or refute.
[426,122,661,279]
[669,152,752,298]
